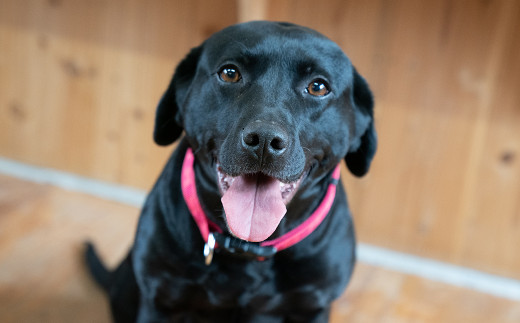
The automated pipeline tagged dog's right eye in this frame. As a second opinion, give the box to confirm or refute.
[218,65,242,83]
[306,79,330,97]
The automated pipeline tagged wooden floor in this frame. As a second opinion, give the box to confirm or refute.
[0,173,519,323]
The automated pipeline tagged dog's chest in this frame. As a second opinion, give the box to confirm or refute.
[178,258,278,306]
[146,253,344,313]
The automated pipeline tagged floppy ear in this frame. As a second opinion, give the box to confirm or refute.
[345,68,377,177]
[153,46,203,146]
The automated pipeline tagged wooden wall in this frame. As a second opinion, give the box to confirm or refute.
[2,0,519,279]
[0,0,237,187]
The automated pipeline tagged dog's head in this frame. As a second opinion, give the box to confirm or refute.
[154,21,376,242]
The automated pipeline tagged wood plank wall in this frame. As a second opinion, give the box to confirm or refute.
[1,0,519,279]
[0,0,237,188]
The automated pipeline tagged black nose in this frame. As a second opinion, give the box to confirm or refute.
[242,121,289,158]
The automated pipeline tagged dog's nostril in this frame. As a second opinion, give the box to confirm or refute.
[270,137,286,151]
[243,133,260,147]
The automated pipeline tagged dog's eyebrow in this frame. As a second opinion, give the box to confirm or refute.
[211,41,258,66]
[297,61,322,74]
[294,60,333,79]
[213,36,258,59]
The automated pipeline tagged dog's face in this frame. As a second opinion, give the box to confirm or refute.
[154,22,376,242]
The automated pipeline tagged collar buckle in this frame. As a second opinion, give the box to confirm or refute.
[203,233,216,266]
[214,232,277,260]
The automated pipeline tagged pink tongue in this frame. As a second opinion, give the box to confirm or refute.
[221,174,286,242]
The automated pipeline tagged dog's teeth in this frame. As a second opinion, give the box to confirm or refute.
[281,183,295,200]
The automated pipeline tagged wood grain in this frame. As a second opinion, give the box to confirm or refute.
[0,0,237,188]
[0,175,138,323]
[0,175,519,323]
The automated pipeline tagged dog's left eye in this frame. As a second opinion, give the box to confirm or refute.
[306,79,330,97]
[218,65,242,83]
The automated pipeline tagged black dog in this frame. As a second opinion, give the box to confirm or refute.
[86,21,376,322]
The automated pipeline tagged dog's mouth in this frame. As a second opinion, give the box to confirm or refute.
[217,166,304,242]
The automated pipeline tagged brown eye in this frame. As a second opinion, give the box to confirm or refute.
[218,65,241,83]
[307,79,330,96]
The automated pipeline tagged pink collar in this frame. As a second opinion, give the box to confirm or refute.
[181,147,340,264]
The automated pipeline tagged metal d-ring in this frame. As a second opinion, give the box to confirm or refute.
[204,232,216,266]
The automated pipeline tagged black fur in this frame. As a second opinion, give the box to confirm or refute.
[86,21,376,322]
